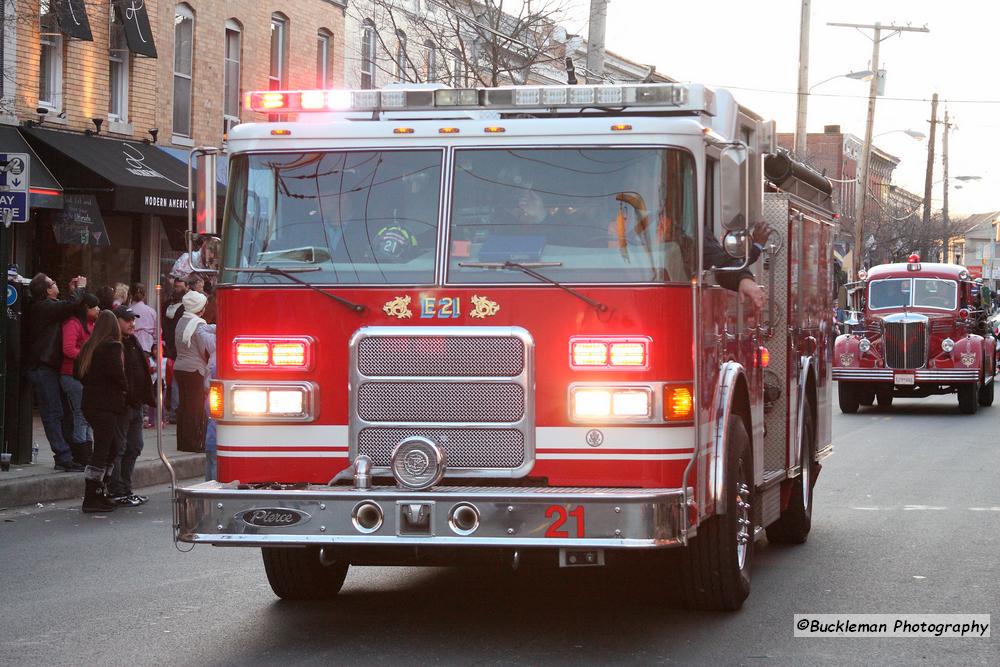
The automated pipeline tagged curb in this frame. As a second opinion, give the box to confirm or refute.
[0,454,205,509]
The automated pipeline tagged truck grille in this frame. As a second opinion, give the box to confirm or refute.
[350,326,534,477]
[882,317,928,369]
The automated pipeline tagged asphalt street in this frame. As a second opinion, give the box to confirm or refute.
[1,394,997,666]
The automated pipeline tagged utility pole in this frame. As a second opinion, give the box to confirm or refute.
[941,109,952,261]
[828,21,929,275]
[585,0,608,84]
[921,93,938,227]
[794,0,811,158]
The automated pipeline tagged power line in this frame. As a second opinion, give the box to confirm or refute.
[707,84,1000,106]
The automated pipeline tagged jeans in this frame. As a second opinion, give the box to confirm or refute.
[27,366,73,465]
[109,407,144,497]
[204,407,217,482]
[175,370,206,452]
[169,376,180,419]
[59,374,92,444]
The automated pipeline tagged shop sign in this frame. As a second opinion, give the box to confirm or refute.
[53,194,111,246]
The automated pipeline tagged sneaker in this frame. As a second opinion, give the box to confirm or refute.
[132,494,149,504]
[112,495,143,507]
[54,461,85,472]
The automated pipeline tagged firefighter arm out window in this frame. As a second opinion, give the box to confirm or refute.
[446,147,696,284]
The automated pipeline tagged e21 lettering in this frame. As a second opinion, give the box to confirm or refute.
[420,296,461,319]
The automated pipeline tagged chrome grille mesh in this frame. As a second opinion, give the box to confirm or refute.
[357,382,524,422]
[358,428,525,468]
[883,319,927,369]
[357,336,524,377]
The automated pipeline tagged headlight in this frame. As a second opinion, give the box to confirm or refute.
[232,389,268,415]
[942,338,955,353]
[230,385,312,419]
[571,387,651,420]
[858,338,871,354]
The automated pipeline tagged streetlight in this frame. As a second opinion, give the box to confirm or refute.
[796,70,874,157]
[808,69,874,92]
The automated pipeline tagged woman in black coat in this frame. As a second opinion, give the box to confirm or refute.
[75,310,127,513]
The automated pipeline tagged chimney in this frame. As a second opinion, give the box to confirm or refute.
[824,124,841,134]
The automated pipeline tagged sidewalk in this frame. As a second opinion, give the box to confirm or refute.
[0,416,205,509]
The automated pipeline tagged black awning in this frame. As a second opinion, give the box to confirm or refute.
[0,126,64,209]
[52,0,93,41]
[113,0,157,58]
[22,128,190,216]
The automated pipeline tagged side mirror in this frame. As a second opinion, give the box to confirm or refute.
[190,147,220,236]
[720,144,748,231]
[722,230,748,258]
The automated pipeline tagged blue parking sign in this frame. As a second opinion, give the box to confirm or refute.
[0,152,30,224]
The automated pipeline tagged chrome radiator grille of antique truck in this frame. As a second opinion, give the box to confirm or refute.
[349,326,535,477]
[882,314,929,369]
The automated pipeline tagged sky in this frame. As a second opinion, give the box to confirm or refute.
[562,0,997,216]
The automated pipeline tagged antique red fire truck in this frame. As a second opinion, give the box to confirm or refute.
[171,82,837,610]
[833,256,996,414]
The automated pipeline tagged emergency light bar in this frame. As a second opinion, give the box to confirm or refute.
[244,83,714,116]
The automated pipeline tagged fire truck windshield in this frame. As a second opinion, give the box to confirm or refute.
[221,146,696,285]
[869,278,958,311]
[222,149,443,284]
[448,147,696,284]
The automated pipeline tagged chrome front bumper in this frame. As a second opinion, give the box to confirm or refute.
[833,368,979,383]
[175,482,689,548]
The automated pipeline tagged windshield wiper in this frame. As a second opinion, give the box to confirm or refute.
[459,260,608,313]
[225,265,366,314]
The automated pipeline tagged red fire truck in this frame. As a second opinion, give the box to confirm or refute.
[833,257,996,414]
[171,82,836,611]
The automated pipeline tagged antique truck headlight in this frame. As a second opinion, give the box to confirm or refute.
[941,338,955,353]
[858,338,872,354]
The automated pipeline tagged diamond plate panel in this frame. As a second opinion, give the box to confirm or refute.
[761,194,791,474]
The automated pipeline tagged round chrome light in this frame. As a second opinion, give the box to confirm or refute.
[942,338,955,353]
[390,436,446,490]
[858,269,868,281]
[858,338,871,354]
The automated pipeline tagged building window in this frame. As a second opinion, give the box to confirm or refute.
[224,19,241,134]
[269,13,287,91]
[395,30,407,81]
[424,40,436,82]
[172,4,194,137]
[360,20,375,89]
[449,48,464,87]
[108,13,129,122]
[39,1,63,110]
[317,29,333,88]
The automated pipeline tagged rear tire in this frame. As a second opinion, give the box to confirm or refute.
[859,387,875,406]
[838,382,859,414]
[958,383,980,414]
[678,415,752,611]
[876,387,893,408]
[766,405,815,544]
[978,379,994,407]
[261,547,349,600]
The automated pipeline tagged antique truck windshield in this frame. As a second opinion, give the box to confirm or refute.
[869,278,958,311]
[222,147,697,285]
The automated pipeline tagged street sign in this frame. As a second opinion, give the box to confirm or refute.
[0,152,30,224]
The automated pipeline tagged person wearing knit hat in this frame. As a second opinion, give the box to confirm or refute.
[173,290,216,453]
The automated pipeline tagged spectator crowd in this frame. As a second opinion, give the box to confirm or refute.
[23,264,217,513]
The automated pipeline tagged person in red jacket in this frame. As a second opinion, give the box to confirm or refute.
[60,292,100,465]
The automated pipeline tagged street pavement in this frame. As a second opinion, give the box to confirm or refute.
[1,394,997,666]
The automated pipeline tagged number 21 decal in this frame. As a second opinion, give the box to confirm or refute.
[544,505,586,538]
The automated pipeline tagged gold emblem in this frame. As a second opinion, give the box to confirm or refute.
[839,353,855,366]
[383,296,413,319]
[961,352,976,368]
[470,295,500,319]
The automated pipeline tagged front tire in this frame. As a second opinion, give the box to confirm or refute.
[679,415,752,611]
[978,379,994,407]
[262,547,349,600]
[766,404,815,544]
[875,387,893,408]
[958,382,980,414]
[838,382,860,414]
[859,387,875,406]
